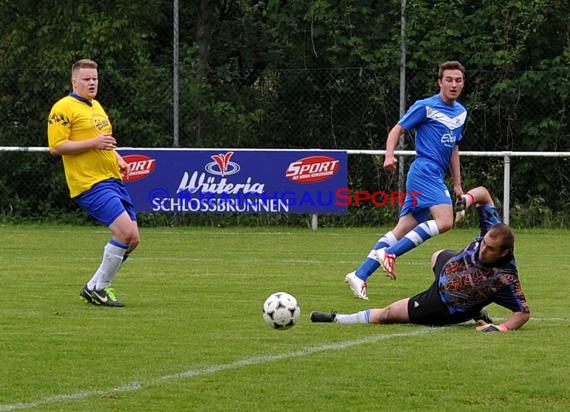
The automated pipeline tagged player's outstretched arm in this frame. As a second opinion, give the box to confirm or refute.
[467,186,494,207]
[455,186,494,222]
[475,311,530,333]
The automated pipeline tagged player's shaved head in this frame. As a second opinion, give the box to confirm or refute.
[72,59,98,79]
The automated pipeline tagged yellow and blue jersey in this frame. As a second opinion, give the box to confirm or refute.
[48,94,122,198]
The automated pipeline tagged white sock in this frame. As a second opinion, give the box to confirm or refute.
[366,231,398,260]
[87,242,127,290]
[335,310,370,324]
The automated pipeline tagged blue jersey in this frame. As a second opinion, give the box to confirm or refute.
[437,205,529,315]
[399,94,467,173]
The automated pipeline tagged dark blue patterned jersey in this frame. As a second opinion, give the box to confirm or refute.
[437,205,530,315]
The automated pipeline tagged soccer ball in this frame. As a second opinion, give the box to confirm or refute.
[262,292,301,330]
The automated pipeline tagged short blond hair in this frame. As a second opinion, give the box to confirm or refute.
[71,59,98,78]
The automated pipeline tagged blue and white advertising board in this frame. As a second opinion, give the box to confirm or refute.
[118,149,348,214]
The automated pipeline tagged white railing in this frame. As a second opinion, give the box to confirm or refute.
[348,150,570,227]
[3,147,570,227]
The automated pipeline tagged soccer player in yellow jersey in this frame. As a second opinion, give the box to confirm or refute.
[48,59,139,307]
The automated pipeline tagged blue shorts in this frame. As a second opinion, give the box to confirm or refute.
[400,158,452,222]
[76,179,137,227]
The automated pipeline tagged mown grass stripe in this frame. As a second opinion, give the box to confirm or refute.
[0,328,440,411]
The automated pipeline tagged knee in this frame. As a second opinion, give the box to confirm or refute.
[368,309,383,324]
[377,299,409,324]
[436,220,453,233]
[126,229,140,250]
[115,225,140,250]
[377,307,392,324]
[128,234,140,251]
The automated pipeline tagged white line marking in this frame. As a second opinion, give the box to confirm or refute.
[0,328,440,411]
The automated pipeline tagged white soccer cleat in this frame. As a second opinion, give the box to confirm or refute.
[376,248,397,280]
[344,271,368,300]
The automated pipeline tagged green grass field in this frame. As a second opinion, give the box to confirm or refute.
[1,224,569,411]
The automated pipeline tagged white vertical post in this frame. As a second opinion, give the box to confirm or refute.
[503,155,511,225]
[398,0,407,195]
[310,214,318,230]
[173,0,180,148]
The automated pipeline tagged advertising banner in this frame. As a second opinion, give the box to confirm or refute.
[119,149,348,214]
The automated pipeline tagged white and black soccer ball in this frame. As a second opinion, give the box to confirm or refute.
[262,292,301,330]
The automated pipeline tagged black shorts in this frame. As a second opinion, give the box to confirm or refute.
[408,249,478,326]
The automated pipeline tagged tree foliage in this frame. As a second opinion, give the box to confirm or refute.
[0,0,568,225]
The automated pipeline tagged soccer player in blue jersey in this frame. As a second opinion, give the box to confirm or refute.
[48,59,139,307]
[346,61,467,300]
[314,186,531,332]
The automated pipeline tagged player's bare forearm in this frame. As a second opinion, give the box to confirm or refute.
[449,147,462,196]
[502,311,530,331]
[465,186,494,207]
[116,152,129,176]
[50,134,116,156]
[50,140,94,156]
[383,125,405,172]
[476,311,530,333]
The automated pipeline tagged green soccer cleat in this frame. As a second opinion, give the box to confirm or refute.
[92,287,125,307]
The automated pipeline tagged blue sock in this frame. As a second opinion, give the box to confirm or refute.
[387,220,440,256]
[355,232,398,280]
